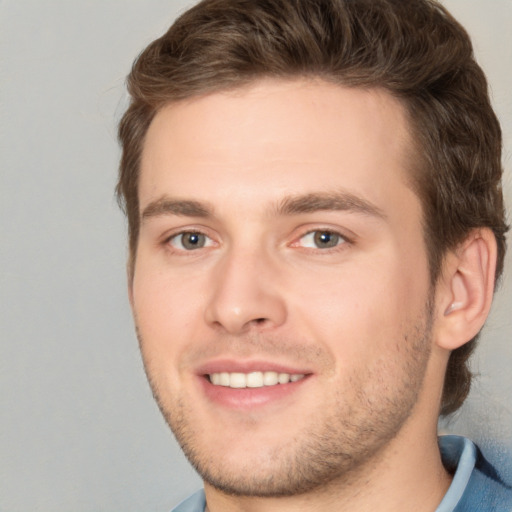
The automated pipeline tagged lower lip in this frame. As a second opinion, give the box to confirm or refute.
[198,375,310,410]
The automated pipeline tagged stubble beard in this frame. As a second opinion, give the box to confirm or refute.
[137,302,434,498]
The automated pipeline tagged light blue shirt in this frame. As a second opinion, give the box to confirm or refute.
[436,436,478,512]
[171,436,512,512]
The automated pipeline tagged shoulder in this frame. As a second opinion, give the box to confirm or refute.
[457,447,512,512]
[439,435,512,512]
[170,489,206,512]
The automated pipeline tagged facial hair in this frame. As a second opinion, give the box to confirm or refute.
[137,300,434,498]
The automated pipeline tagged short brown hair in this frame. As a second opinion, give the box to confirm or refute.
[117,0,508,415]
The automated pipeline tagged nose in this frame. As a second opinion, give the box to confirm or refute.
[204,246,287,335]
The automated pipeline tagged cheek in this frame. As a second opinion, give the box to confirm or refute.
[131,263,206,368]
[288,255,428,365]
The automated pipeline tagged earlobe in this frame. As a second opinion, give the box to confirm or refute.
[435,229,497,351]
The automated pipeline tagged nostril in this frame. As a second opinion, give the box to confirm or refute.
[247,318,268,327]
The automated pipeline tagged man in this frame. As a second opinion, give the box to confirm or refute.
[116,0,511,510]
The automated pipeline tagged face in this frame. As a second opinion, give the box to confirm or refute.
[132,79,435,496]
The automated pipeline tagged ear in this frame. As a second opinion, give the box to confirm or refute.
[434,229,497,351]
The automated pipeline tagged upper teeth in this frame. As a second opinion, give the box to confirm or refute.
[209,371,305,389]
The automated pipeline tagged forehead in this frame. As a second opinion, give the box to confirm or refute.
[139,79,416,216]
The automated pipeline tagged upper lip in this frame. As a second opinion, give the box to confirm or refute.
[196,359,313,376]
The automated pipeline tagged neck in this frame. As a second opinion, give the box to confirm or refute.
[204,416,451,512]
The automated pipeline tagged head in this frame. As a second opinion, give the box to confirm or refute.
[118,0,507,417]
[118,1,509,498]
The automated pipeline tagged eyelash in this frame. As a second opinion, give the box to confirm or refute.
[164,230,215,252]
[163,226,352,255]
[291,228,351,252]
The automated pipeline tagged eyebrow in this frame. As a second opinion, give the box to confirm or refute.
[140,191,386,222]
[276,191,386,219]
[141,197,212,221]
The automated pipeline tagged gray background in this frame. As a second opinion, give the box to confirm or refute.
[1,1,510,511]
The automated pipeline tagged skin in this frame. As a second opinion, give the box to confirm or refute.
[130,79,470,511]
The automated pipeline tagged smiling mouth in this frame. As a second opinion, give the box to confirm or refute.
[207,371,306,389]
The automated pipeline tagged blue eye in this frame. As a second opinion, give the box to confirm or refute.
[169,232,212,250]
[299,230,345,249]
